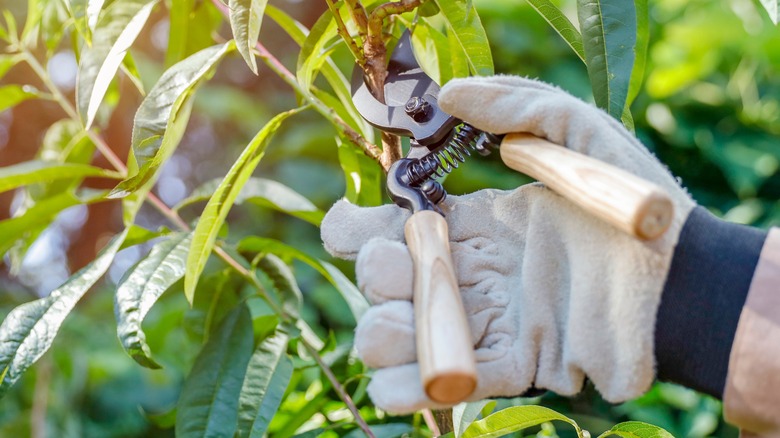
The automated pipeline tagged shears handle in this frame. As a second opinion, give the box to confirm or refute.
[500,133,674,240]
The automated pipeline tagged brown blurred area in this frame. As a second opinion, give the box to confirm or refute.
[0,1,327,281]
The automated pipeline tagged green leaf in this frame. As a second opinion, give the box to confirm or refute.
[0,229,128,398]
[453,400,493,438]
[237,237,368,321]
[0,189,107,258]
[76,0,158,129]
[0,54,22,81]
[110,42,235,198]
[577,0,636,120]
[266,5,371,138]
[626,0,648,108]
[255,254,303,319]
[597,421,674,438]
[120,224,164,250]
[39,119,95,165]
[114,232,192,369]
[165,0,222,67]
[337,137,382,207]
[176,304,254,438]
[759,0,780,24]
[184,107,303,303]
[461,406,584,438]
[410,18,453,85]
[229,0,269,75]
[447,25,470,79]
[0,85,37,112]
[176,177,324,225]
[296,11,337,91]
[66,0,91,41]
[431,0,493,76]
[526,0,585,62]
[236,330,292,438]
[0,161,119,194]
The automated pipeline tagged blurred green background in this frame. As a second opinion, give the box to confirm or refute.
[1,0,779,436]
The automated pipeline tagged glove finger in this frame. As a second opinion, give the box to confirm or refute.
[439,77,584,139]
[356,238,414,304]
[321,199,409,260]
[355,301,416,368]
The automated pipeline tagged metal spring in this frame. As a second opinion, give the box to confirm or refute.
[407,124,482,185]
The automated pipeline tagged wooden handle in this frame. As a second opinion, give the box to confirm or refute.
[404,210,477,404]
[500,133,674,240]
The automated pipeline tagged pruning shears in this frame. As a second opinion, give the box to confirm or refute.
[350,31,674,404]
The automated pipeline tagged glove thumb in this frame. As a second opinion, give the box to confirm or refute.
[321,199,409,260]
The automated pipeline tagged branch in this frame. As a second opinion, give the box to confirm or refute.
[362,0,422,167]
[325,0,366,67]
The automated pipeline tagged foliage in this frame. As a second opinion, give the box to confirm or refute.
[1,0,779,436]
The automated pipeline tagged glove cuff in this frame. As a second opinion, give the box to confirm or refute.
[655,206,767,397]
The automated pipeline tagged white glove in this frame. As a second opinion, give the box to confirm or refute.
[320,76,696,414]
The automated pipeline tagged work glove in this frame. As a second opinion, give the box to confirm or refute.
[321,76,699,414]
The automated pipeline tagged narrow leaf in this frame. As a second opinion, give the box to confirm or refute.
[256,255,302,319]
[461,406,584,438]
[432,0,493,75]
[526,0,585,62]
[453,400,492,438]
[0,85,37,112]
[237,237,368,321]
[0,229,128,397]
[597,421,674,438]
[165,0,223,67]
[626,0,648,107]
[0,190,107,257]
[337,137,382,207]
[229,0,269,74]
[184,107,303,303]
[236,330,292,437]
[0,54,22,81]
[87,0,106,30]
[77,0,158,128]
[577,0,636,119]
[176,304,254,438]
[410,19,453,85]
[296,11,337,91]
[109,42,235,198]
[114,232,193,368]
[760,0,780,24]
[175,177,324,225]
[0,161,119,194]
[266,5,371,137]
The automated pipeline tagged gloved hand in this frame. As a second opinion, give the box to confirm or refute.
[321,76,698,413]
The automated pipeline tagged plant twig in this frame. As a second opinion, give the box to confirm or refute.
[345,0,369,42]
[422,409,441,436]
[325,0,366,67]
[362,0,421,167]
[208,0,385,171]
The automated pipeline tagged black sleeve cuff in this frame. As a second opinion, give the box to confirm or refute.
[654,206,767,398]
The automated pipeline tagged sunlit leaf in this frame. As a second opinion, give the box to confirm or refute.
[296,11,337,91]
[0,229,128,398]
[77,0,158,128]
[0,189,107,257]
[87,0,106,30]
[115,232,192,369]
[120,224,165,250]
[110,42,235,198]
[229,0,269,75]
[337,137,382,207]
[185,107,304,303]
[627,0,648,107]
[410,18,453,85]
[236,330,291,437]
[0,161,119,194]
[759,0,780,24]
[176,304,254,438]
[598,421,674,438]
[577,0,636,120]
[176,177,324,225]
[238,237,368,321]
[526,0,585,62]
[0,85,37,112]
[461,406,584,438]
[166,0,222,67]
[266,5,371,138]
[431,0,493,75]
[453,400,493,438]
[0,54,22,81]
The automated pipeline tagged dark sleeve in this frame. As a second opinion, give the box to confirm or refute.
[654,206,768,398]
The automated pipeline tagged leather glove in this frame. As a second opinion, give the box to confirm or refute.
[321,76,697,414]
